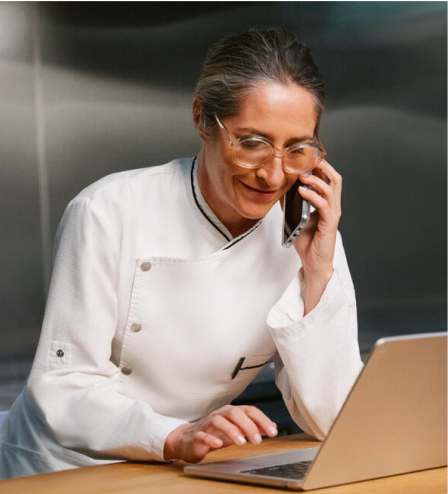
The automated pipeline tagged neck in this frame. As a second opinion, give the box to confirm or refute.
[225,217,259,238]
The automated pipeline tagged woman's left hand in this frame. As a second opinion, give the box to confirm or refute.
[292,159,342,314]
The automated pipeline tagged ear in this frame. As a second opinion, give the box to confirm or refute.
[192,98,210,141]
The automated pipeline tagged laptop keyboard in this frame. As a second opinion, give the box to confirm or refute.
[241,460,313,479]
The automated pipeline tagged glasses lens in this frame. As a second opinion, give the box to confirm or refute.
[284,145,321,173]
[234,139,272,168]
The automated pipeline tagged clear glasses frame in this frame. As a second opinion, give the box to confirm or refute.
[215,114,327,174]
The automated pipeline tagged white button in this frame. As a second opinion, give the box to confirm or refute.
[121,366,132,375]
[140,262,152,272]
[130,323,141,333]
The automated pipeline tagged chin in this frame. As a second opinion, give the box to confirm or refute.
[236,201,276,220]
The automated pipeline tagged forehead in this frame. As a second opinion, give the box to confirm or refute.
[229,82,318,138]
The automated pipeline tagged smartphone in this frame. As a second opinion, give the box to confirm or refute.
[282,177,310,248]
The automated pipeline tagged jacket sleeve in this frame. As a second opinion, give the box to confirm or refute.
[266,231,364,441]
[28,195,186,462]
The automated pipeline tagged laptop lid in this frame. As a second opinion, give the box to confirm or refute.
[302,332,447,489]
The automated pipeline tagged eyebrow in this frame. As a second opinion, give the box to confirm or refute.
[236,127,314,145]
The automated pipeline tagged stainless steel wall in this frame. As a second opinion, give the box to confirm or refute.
[1,2,446,360]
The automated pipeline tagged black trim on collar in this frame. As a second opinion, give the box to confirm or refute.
[190,156,231,242]
[223,223,261,250]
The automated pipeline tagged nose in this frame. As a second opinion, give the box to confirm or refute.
[256,153,286,188]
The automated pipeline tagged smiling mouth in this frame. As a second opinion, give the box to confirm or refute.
[240,182,278,194]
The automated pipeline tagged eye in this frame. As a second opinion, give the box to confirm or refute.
[239,138,268,151]
[288,146,307,156]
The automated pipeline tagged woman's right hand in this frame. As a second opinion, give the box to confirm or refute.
[163,405,278,463]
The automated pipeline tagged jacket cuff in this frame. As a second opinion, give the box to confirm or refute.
[266,268,343,332]
[149,415,188,461]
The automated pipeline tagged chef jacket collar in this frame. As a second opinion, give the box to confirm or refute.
[191,156,262,251]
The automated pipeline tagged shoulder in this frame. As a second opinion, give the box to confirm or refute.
[75,158,192,204]
[57,158,193,236]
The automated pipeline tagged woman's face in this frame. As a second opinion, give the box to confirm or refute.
[196,82,318,235]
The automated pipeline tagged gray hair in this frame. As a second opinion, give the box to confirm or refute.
[194,27,326,136]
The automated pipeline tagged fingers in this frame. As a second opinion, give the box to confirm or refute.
[299,161,341,197]
[316,160,342,200]
[179,405,279,464]
[299,173,332,198]
[314,159,342,187]
[195,430,223,449]
[297,160,342,223]
[299,186,341,226]
[239,405,278,440]
[209,413,248,446]
[185,430,225,463]
[205,405,278,447]
[298,185,328,210]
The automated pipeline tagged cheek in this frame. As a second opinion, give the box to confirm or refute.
[222,146,237,171]
[208,142,233,185]
[220,150,247,186]
[230,169,255,192]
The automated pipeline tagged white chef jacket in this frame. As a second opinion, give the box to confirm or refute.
[0,157,363,479]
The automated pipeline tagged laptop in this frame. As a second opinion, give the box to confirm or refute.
[184,332,447,490]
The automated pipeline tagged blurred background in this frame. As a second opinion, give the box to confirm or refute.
[0,2,446,434]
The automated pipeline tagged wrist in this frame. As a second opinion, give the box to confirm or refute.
[303,266,333,288]
[163,423,188,461]
[302,267,334,316]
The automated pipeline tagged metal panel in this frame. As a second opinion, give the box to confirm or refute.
[0,3,44,358]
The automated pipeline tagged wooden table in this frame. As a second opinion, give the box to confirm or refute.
[0,433,446,493]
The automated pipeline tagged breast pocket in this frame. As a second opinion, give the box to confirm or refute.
[203,353,276,415]
[231,355,273,381]
[226,353,276,398]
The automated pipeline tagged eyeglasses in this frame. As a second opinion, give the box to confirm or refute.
[215,115,326,174]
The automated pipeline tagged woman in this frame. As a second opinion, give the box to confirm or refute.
[0,27,363,477]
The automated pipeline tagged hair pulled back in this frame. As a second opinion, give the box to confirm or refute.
[194,27,326,135]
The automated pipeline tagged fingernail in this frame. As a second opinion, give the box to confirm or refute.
[213,438,223,447]
[253,433,262,444]
[268,426,278,436]
[237,435,246,445]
